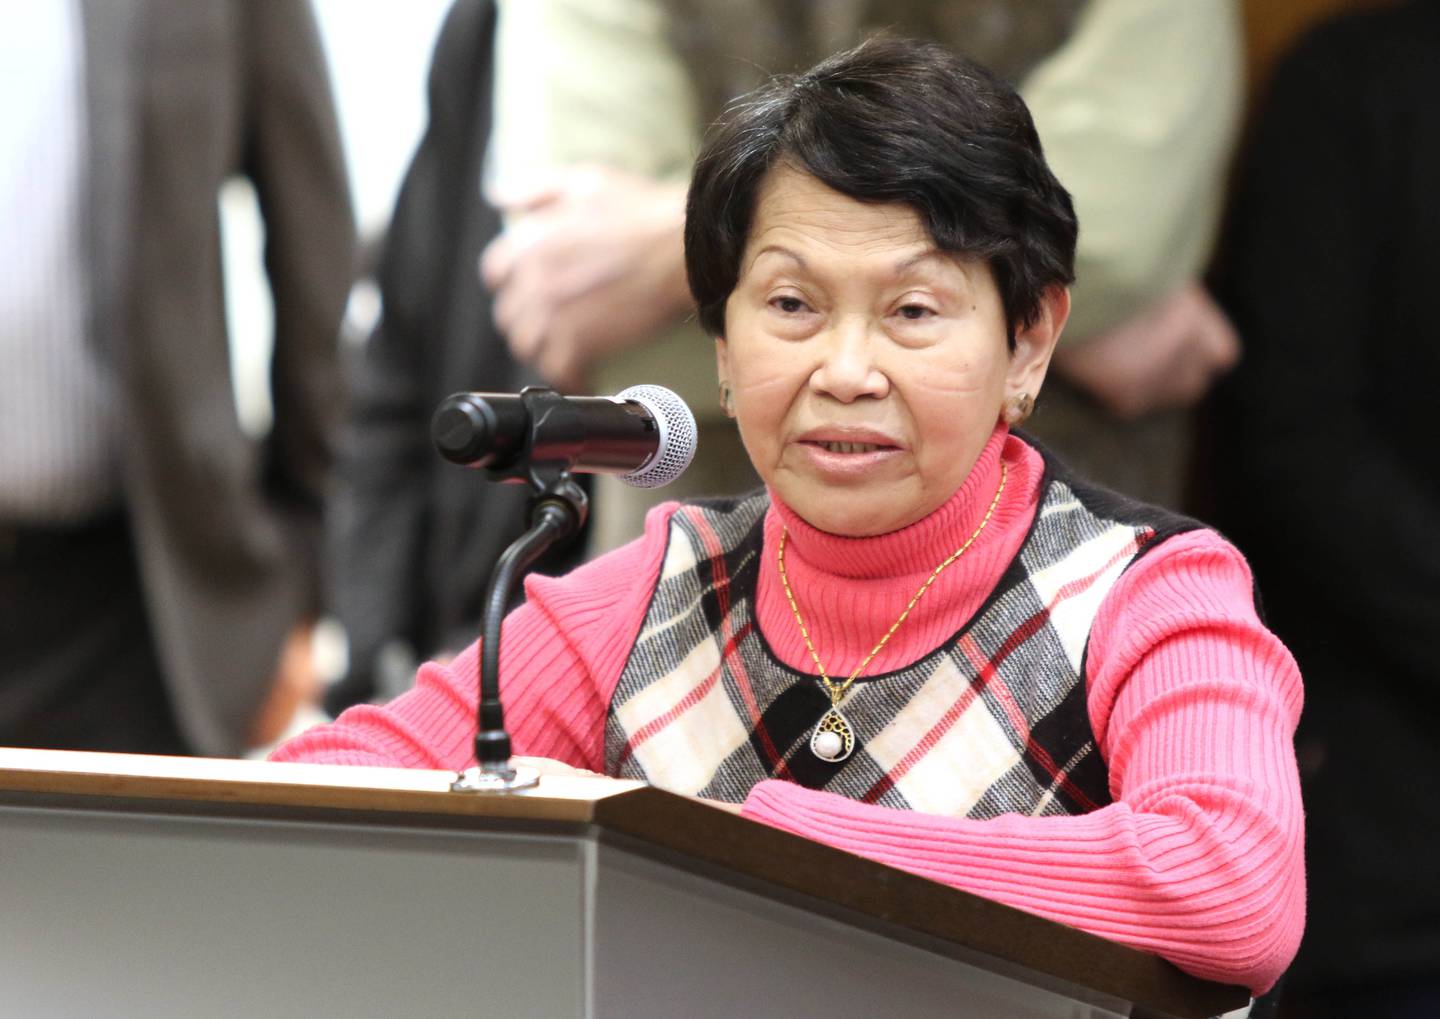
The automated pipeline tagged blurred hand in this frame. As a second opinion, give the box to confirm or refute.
[510,755,604,778]
[480,166,692,392]
[1051,281,1241,420]
[247,621,320,749]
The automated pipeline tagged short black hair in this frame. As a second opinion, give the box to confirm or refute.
[685,36,1077,344]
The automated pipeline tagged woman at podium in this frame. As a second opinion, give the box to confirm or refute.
[275,38,1303,998]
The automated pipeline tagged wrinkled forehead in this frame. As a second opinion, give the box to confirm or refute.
[740,165,987,288]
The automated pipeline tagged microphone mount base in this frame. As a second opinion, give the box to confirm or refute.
[445,447,588,796]
[450,763,541,794]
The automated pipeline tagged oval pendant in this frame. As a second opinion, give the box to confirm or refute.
[810,707,856,762]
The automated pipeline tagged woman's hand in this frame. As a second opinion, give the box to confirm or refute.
[511,760,744,815]
[510,760,746,818]
[509,755,604,778]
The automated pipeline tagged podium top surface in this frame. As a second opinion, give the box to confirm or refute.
[0,747,638,821]
[0,748,1246,1019]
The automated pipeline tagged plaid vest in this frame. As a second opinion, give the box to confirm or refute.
[603,459,1202,817]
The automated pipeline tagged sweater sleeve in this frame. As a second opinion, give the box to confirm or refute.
[739,528,1304,995]
[270,503,679,769]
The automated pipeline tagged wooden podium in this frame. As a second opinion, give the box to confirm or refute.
[0,749,1247,1018]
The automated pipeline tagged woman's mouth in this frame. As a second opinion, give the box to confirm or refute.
[812,440,887,454]
[794,437,903,478]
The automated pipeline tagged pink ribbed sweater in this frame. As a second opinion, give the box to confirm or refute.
[273,428,1305,994]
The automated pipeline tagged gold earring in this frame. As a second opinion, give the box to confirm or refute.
[719,383,734,415]
[1003,392,1034,426]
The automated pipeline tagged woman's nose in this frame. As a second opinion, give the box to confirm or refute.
[809,318,889,402]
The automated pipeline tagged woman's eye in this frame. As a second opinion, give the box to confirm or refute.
[898,304,935,321]
[771,295,808,314]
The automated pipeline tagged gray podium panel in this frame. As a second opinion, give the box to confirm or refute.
[1,804,1130,1018]
[0,751,1249,1019]
[591,841,1130,1019]
[0,806,586,1018]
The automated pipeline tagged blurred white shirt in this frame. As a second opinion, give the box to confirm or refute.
[0,0,120,523]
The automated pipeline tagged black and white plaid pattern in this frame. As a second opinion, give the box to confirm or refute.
[603,463,1200,818]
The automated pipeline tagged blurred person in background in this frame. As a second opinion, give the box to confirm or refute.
[322,0,591,715]
[1213,3,1440,1017]
[0,0,353,756]
[482,0,1244,555]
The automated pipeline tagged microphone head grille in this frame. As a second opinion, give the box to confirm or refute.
[616,385,697,488]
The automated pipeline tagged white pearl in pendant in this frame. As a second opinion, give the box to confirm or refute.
[813,730,844,760]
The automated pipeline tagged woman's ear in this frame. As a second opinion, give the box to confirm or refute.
[1006,285,1071,406]
[714,337,734,416]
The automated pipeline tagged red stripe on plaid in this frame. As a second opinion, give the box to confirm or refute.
[961,637,1043,755]
[618,508,795,780]
[1041,741,1101,812]
[614,618,755,771]
[859,662,989,806]
[861,533,1148,807]
[954,632,1102,814]
[688,509,796,781]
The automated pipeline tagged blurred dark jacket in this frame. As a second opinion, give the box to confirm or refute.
[81,0,353,755]
[1214,0,1440,995]
[325,0,585,713]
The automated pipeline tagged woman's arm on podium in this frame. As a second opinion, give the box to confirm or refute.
[270,503,682,769]
[740,530,1304,995]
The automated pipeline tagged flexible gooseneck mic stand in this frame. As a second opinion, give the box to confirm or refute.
[440,388,588,794]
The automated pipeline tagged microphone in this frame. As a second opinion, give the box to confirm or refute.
[431,384,697,488]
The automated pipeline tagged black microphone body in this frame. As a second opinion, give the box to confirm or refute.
[433,391,657,473]
[431,385,696,488]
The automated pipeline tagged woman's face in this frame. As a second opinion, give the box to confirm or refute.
[717,166,1066,537]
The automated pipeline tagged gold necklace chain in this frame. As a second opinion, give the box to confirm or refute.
[777,462,1008,706]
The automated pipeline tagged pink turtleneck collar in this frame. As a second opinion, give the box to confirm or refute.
[757,425,1045,677]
